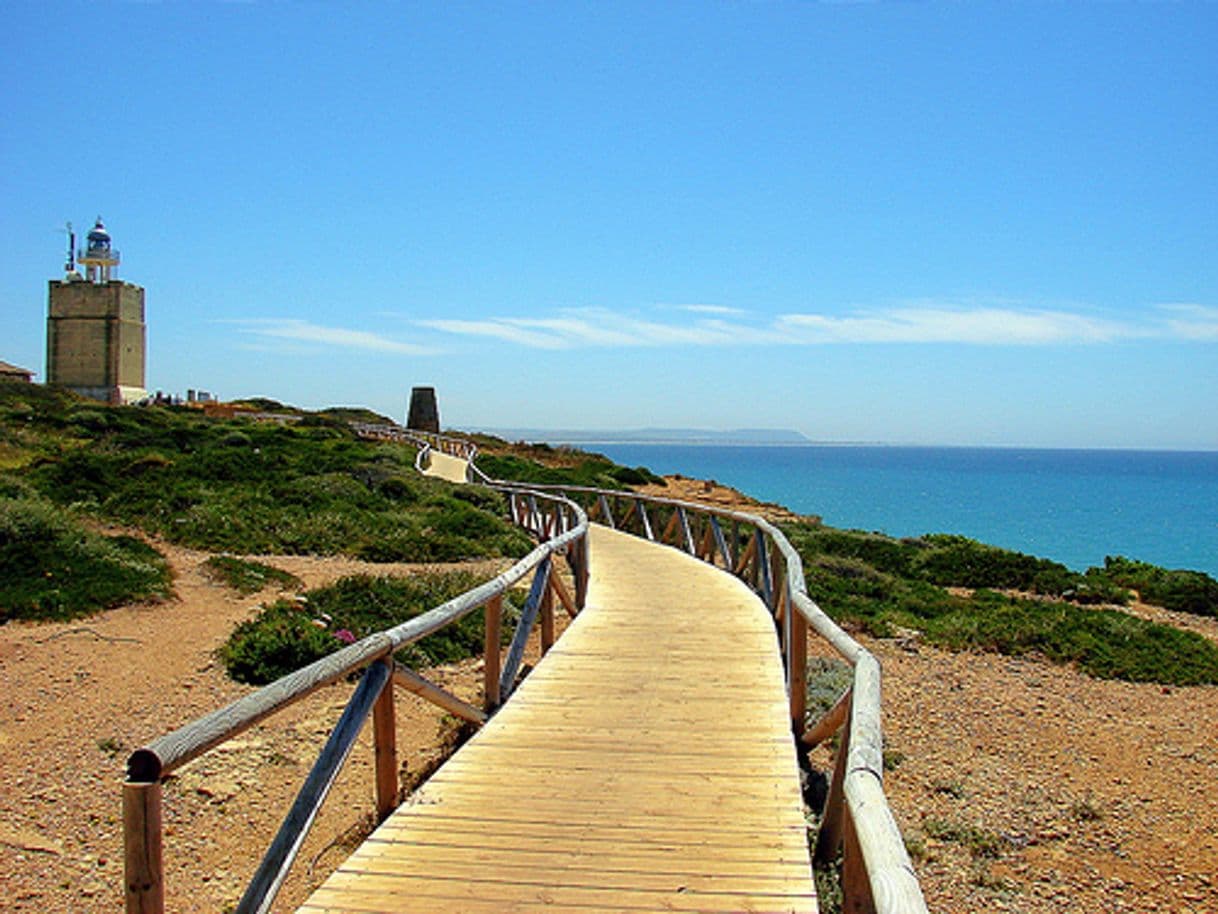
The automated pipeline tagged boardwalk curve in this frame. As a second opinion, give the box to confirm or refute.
[420,450,470,484]
[297,525,816,914]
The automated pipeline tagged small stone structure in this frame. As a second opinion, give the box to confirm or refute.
[407,386,440,433]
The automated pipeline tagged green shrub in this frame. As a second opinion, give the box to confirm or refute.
[10,402,524,562]
[201,556,302,595]
[219,601,339,685]
[916,534,1078,596]
[931,590,1218,685]
[1098,556,1218,617]
[783,520,1218,686]
[220,571,501,684]
[476,453,662,490]
[0,496,171,622]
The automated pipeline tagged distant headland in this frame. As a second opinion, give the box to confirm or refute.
[473,427,813,446]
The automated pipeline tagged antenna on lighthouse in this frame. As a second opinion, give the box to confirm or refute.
[64,222,76,274]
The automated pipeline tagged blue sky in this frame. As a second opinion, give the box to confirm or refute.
[2,2,1215,448]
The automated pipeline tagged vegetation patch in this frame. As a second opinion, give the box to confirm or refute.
[805,656,853,720]
[0,387,531,561]
[784,521,1218,685]
[1098,556,1218,617]
[474,452,665,489]
[220,571,512,685]
[201,556,302,595]
[0,494,171,623]
[923,817,1006,859]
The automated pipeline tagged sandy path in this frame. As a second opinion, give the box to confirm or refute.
[0,541,505,913]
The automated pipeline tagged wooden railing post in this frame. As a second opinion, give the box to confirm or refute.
[789,604,808,729]
[124,780,164,914]
[815,696,852,866]
[842,805,877,914]
[372,657,398,821]
[484,595,503,710]
[575,534,589,610]
[540,579,555,653]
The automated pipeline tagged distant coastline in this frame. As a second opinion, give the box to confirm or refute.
[472,427,814,446]
[473,428,1218,452]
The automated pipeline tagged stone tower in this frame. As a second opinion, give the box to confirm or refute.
[407,386,440,433]
[46,218,147,404]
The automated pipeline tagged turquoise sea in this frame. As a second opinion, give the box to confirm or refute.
[590,445,1218,578]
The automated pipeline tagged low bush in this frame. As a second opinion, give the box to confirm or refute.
[930,591,1218,685]
[1099,556,1218,617]
[0,496,171,622]
[220,571,509,684]
[8,399,532,561]
[201,556,302,595]
[784,520,1218,686]
[475,453,663,490]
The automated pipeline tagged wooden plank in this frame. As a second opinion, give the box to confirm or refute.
[295,527,816,914]
[597,494,615,529]
[238,660,391,914]
[123,781,164,914]
[676,506,695,554]
[660,507,679,546]
[392,664,486,726]
[500,558,551,699]
[637,500,654,540]
[789,599,808,729]
[306,875,815,914]
[710,516,731,569]
[371,659,397,822]
[541,580,555,653]
[483,595,502,711]
[802,687,850,749]
[815,693,852,867]
[733,533,757,576]
[549,568,579,619]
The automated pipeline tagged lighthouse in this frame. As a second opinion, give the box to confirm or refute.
[46,217,148,404]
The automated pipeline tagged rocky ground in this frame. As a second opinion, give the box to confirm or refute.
[2,485,1216,913]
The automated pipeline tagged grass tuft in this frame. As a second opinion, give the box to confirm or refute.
[0,495,171,623]
[201,556,302,595]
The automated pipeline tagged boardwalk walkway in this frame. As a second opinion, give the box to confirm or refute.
[297,525,816,914]
[420,451,470,484]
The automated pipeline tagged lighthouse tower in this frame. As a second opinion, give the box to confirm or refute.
[46,217,147,404]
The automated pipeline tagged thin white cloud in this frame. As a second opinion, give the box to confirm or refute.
[416,319,569,349]
[668,303,749,316]
[1158,304,1218,341]
[233,319,437,355]
[418,303,1157,350]
[421,308,781,349]
[776,307,1131,345]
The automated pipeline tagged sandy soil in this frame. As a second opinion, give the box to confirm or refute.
[2,477,1216,913]
[0,542,516,913]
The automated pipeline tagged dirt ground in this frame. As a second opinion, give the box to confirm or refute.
[0,543,522,914]
[2,481,1217,913]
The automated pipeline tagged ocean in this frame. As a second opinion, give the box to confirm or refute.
[588,444,1218,577]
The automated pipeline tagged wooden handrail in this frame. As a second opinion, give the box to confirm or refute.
[123,417,923,914]
[124,471,588,914]
[476,481,927,914]
[235,660,392,914]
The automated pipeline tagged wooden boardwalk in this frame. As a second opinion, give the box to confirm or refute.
[421,451,470,484]
[297,525,816,914]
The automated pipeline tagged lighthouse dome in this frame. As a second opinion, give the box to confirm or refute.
[87,218,111,248]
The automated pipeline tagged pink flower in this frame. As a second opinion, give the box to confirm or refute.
[333,628,356,644]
